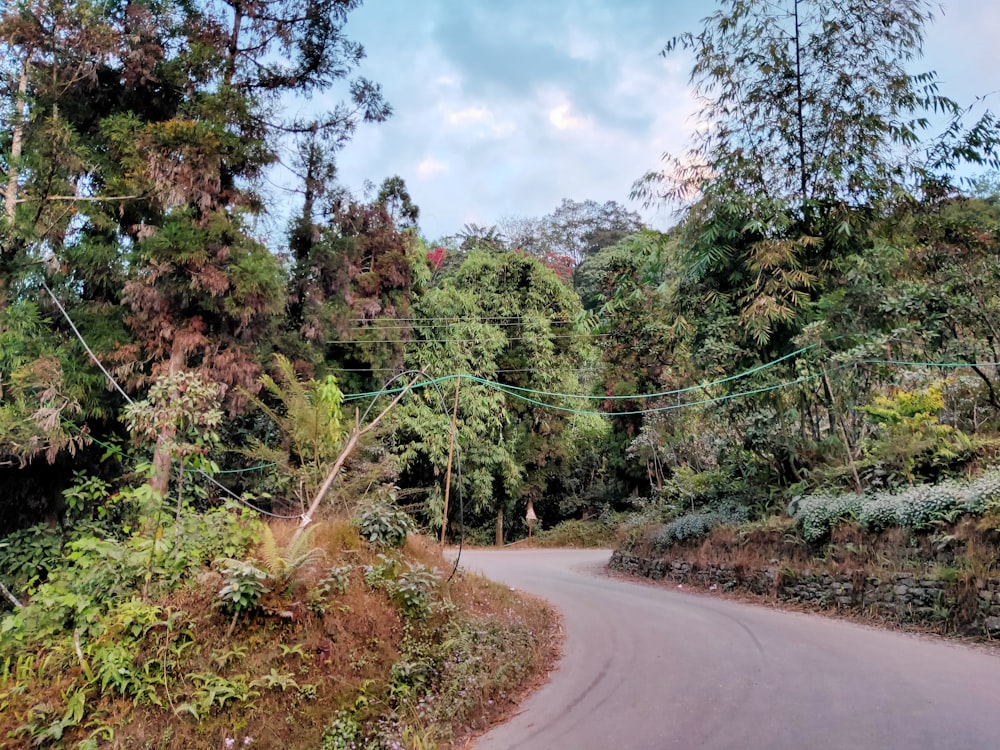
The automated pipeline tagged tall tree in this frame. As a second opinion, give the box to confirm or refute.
[636,0,999,213]
[500,199,644,265]
[284,173,421,386]
[634,0,1000,349]
[0,0,390,506]
[392,250,592,543]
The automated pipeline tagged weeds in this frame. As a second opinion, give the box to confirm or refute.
[1,514,554,749]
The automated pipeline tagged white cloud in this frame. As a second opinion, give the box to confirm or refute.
[548,103,590,131]
[446,104,516,137]
[565,27,601,61]
[433,75,460,90]
[417,158,449,178]
[447,105,491,125]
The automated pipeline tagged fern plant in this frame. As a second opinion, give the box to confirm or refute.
[257,523,326,591]
[240,354,346,505]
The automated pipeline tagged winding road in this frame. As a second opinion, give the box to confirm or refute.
[458,548,1000,750]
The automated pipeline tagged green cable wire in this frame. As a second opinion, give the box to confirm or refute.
[463,343,818,401]
[479,372,824,417]
[61,353,997,469]
[342,369,829,418]
[341,344,819,403]
[342,374,458,402]
[861,358,1000,368]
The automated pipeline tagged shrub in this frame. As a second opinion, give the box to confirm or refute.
[793,469,1000,541]
[793,492,863,542]
[533,518,618,548]
[215,560,269,615]
[648,507,749,552]
[389,563,439,620]
[355,497,415,549]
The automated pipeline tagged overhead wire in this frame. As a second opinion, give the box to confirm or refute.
[326,331,607,345]
[37,271,1000,526]
[40,280,135,406]
[472,344,817,401]
[336,318,576,334]
[39,278,303,519]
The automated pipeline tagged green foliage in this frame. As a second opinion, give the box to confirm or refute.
[215,560,269,616]
[648,509,748,552]
[659,467,750,514]
[638,0,999,210]
[794,470,1000,541]
[257,523,325,588]
[861,384,973,484]
[252,668,300,692]
[427,615,539,730]
[0,523,63,599]
[242,355,346,505]
[319,565,352,596]
[1,499,259,648]
[388,563,439,621]
[180,673,259,719]
[533,518,619,548]
[307,564,353,615]
[320,710,363,750]
[355,494,415,548]
[793,492,864,543]
[395,249,593,537]
[123,372,224,458]
[363,554,439,620]
[10,688,87,746]
[94,641,164,704]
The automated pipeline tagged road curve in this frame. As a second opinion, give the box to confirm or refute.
[457,548,1000,750]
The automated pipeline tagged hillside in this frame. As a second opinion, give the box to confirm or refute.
[0,513,556,749]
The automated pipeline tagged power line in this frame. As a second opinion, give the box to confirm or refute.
[341,356,1000,417]
[40,278,303,519]
[40,280,134,406]
[347,314,573,323]
[326,331,607,345]
[483,344,816,401]
[337,319,576,333]
[327,365,602,374]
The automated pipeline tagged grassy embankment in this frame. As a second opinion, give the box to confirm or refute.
[0,514,557,749]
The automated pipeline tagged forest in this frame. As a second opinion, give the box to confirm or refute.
[1,0,1000,745]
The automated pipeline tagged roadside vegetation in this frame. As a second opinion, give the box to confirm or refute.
[0,495,556,748]
[3,0,1000,743]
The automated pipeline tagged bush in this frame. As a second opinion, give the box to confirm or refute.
[533,518,618,548]
[215,559,269,615]
[355,496,415,549]
[794,492,863,542]
[793,469,1000,541]
[648,507,749,553]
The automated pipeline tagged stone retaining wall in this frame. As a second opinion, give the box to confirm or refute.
[609,551,1000,636]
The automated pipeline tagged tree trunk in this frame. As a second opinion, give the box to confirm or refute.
[440,378,461,545]
[149,344,186,500]
[792,0,807,210]
[495,506,503,547]
[4,61,28,225]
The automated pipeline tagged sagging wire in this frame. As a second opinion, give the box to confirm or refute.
[40,280,135,406]
[39,278,303,520]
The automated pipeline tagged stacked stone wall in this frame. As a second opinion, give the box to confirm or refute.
[609,551,1000,636]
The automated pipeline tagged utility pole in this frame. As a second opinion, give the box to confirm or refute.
[440,377,461,545]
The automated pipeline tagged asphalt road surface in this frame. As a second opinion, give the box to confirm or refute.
[457,548,1000,750]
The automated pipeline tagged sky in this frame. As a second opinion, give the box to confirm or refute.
[299,1,1000,242]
